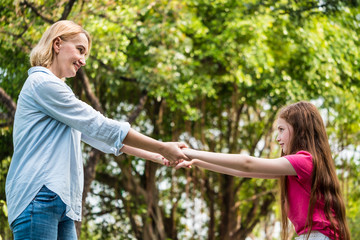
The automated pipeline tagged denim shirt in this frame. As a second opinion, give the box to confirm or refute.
[6,67,130,225]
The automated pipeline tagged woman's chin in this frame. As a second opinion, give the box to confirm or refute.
[65,71,77,78]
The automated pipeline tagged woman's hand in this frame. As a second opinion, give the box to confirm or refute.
[160,142,189,164]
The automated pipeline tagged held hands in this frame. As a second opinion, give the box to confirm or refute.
[173,148,200,169]
[157,143,195,169]
[158,155,194,168]
[151,153,171,166]
[160,142,189,165]
[170,147,196,169]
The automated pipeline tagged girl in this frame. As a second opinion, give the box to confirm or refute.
[6,20,186,239]
[177,101,350,240]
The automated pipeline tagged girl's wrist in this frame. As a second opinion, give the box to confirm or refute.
[191,159,199,166]
[183,148,196,159]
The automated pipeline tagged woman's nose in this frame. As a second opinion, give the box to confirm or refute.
[79,58,86,66]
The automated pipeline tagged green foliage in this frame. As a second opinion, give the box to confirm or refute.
[1,0,360,239]
[0,135,12,239]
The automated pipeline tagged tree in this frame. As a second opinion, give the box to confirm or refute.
[1,0,359,239]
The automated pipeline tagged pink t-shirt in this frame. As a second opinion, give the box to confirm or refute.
[284,151,335,239]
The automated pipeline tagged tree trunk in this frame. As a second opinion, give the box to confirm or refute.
[0,87,16,124]
[219,174,235,240]
[75,149,102,237]
[143,161,166,240]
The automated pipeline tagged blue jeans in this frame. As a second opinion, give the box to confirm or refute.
[10,185,77,240]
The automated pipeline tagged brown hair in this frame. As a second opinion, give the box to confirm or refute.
[30,20,91,67]
[278,101,350,240]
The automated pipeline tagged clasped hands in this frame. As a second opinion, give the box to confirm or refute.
[158,142,194,169]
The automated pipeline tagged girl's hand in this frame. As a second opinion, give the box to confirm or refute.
[175,160,194,170]
[163,159,171,166]
[152,154,171,166]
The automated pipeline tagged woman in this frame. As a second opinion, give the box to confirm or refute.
[177,101,350,240]
[6,20,186,239]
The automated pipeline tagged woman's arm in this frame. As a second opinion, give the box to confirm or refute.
[32,80,187,164]
[121,145,169,165]
[123,129,189,163]
[182,149,296,176]
[176,159,281,179]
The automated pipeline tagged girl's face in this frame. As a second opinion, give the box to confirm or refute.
[276,118,293,155]
[50,33,89,79]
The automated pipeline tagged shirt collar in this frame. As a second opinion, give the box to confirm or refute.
[28,66,57,78]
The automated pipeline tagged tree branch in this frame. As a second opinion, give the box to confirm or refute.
[75,68,104,113]
[60,0,77,20]
[127,90,148,124]
[76,148,103,236]
[117,189,143,239]
[20,0,77,23]
[96,58,138,82]
[0,17,33,49]
[234,190,275,239]
[233,189,277,210]
[0,87,17,122]
[74,68,105,237]
[20,0,55,24]
[0,29,32,52]
[275,1,340,16]
[0,122,12,128]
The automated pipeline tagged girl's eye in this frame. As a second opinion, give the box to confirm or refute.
[78,48,83,54]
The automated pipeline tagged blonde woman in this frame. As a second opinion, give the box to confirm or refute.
[6,20,186,239]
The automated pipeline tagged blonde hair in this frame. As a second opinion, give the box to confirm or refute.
[30,20,91,67]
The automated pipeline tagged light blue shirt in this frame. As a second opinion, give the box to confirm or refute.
[6,66,130,225]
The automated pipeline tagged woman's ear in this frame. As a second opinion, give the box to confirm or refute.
[53,37,62,54]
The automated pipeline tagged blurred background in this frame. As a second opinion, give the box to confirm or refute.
[1,0,359,239]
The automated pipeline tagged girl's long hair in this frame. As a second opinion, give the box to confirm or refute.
[278,101,350,240]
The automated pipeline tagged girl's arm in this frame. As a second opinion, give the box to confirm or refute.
[182,148,296,176]
[176,159,281,179]
[121,145,170,166]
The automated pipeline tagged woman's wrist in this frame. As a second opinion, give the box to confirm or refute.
[157,141,167,156]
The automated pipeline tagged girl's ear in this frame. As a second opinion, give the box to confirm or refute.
[53,37,62,54]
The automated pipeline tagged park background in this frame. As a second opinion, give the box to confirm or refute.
[0,0,360,239]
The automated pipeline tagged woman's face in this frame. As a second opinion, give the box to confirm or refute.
[50,33,89,79]
[276,118,293,155]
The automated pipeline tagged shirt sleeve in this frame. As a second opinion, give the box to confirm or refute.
[284,151,313,182]
[30,74,130,152]
[81,133,123,156]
